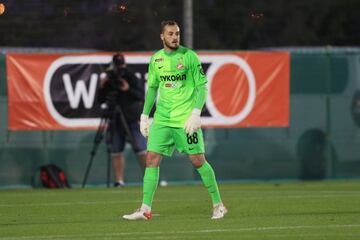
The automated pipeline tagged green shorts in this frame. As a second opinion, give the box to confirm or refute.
[147,123,205,156]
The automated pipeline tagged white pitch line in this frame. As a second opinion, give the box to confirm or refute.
[0,199,189,208]
[1,224,360,240]
[1,193,360,208]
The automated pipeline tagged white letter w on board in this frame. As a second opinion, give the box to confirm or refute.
[62,73,98,109]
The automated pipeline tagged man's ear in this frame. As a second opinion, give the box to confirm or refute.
[160,33,164,41]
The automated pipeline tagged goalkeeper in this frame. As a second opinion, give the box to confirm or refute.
[123,20,227,220]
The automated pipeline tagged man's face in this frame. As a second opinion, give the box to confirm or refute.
[116,63,126,70]
[161,24,180,51]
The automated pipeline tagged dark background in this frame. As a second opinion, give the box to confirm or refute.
[0,0,359,50]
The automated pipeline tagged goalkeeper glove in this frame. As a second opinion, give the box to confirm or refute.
[184,109,201,135]
[140,114,150,137]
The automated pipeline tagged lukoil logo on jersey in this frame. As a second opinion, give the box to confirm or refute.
[160,73,186,81]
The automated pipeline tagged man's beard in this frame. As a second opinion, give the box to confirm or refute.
[164,40,179,50]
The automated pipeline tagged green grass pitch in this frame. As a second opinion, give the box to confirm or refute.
[1,181,360,239]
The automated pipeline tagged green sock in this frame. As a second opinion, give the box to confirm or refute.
[142,167,159,207]
[197,161,222,205]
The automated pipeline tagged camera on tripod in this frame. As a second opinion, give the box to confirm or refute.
[83,53,138,188]
[83,52,144,188]
[106,68,125,90]
[106,53,127,89]
[98,53,128,115]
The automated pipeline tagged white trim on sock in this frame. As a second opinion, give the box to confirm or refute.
[141,203,151,212]
[213,202,224,208]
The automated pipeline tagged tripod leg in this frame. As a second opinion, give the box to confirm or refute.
[82,117,107,188]
[105,122,113,188]
[82,154,96,188]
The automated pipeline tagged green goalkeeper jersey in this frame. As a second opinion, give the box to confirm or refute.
[145,46,208,128]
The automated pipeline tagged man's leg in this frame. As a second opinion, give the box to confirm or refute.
[189,154,222,204]
[142,152,161,207]
[137,152,147,170]
[123,123,173,220]
[112,153,125,187]
[189,154,227,219]
[123,151,162,220]
[109,117,126,187]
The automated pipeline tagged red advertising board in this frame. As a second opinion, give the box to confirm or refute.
[6,51,289,130]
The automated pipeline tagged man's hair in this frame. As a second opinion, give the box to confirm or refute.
[160,20,179,33]
[112,53,125,65]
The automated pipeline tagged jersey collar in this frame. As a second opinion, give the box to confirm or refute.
[163,45,183,56]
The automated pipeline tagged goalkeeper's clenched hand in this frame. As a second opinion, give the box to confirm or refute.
[140,114,150,137]
[184,109,201,135]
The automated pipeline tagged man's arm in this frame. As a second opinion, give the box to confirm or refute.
[140,57,159,137]
[184,51,208,135]
[143,86,158,115]
[194,83,208,111]
[191,51,208,111]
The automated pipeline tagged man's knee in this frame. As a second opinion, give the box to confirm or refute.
[146,151,162,167]
[189,154,206,168]
[111,153,124,161]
